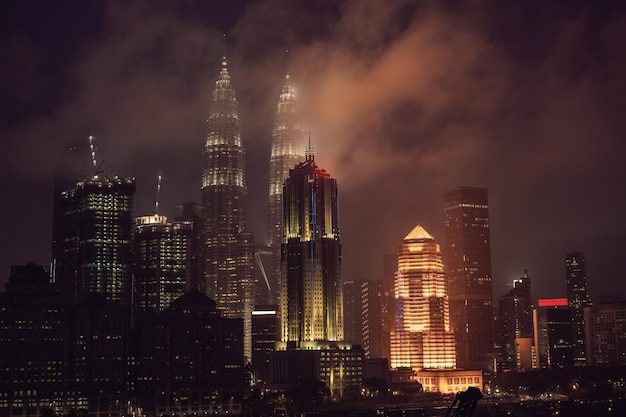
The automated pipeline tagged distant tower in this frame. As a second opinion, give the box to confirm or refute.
[496,269,533,371]
[53,175,135,304]
[268,74,306,304]
[133,214,193,315]
[390,225,456,371]
[444,186,494,370]
[201,56,254,361]
[280,145,343,345]
[534,298,573,369]
[565,252,592,367]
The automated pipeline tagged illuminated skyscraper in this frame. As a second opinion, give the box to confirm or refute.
[54,175,135,304]
[390,225,456,371]
[279,146,343,345]
[268,74,306,304]
[565,252,592,367]
[133,214,193,314]
[444,186,494,370]
[202,57,254,360]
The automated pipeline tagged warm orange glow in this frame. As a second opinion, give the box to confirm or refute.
[390,225,456,371]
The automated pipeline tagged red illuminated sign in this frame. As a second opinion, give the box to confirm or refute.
[537,298,568,307]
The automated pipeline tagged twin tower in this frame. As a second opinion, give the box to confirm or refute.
[200,58,343,358]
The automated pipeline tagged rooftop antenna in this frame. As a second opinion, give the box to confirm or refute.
[223,33,227,61]
[305,131,314,162]
[154,169,162,215]
[88,135,105,178]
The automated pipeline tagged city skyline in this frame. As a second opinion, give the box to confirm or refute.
[1,0,626,302]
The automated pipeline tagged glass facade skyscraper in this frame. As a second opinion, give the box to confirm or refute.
[268,74,305,305]
[202,58,254,361]
[444,186,494,370]
[390,225,456,371]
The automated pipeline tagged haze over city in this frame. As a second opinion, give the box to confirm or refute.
[1,0,625,301]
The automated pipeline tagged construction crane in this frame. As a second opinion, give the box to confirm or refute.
[254,247,273,291]
[88,135,105,178]
[446,387,483,417]
[154,169,162,215]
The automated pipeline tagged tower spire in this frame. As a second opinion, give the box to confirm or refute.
[222,33,227,62]
[305,132,314,162]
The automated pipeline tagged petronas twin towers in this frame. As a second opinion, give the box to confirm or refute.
[201,58,307,360]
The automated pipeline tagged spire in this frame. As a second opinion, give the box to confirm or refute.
[219,34,229,82]
[305,132,315,162]
[404,224,434,241]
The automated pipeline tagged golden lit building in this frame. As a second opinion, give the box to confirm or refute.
[279,146,343,345]
[390,225,456,371]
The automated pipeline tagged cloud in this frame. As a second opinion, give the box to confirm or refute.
[1,0,625,300]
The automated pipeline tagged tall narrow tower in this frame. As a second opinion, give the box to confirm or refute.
[565,252,592,367]
[280,145,343,346]
[202,57,254,361]
[444,186,494,370]
[268,74,306,304]
[390,225,456,371]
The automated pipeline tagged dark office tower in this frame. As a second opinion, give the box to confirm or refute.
[133,214,193,315]
[175,201,206,292]
[534,298,574,369]
[343,278,363,345]
[71,294,129,398]
[496,269,533,371]
[132,290,245,416]
[268,75,306,305]
[54,175,135,305]
[202,57,254,361]
[251,305,280,384]
[565,252,592,367]
[0,264,64,417]
[444,186,494,370]
[584,301,626,367]
[280,146,343,345]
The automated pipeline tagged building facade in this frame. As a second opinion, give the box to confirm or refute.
[279,147,343,345]
[444,186,494,370]
[565,252,592,367]
[202,57,254,361]
[0,264,65,417]
[390,225,456,371]
[131,290,245,416]
[268,74,305,305]
[584,301,626,367]
[496,269,534,371]
[133,214,194,315]
[534,298,573,369]
[251,305,280,384]
[53,175,135,305]
[361,279,389,359]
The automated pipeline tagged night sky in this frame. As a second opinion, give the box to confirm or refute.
[1,0,625,303]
